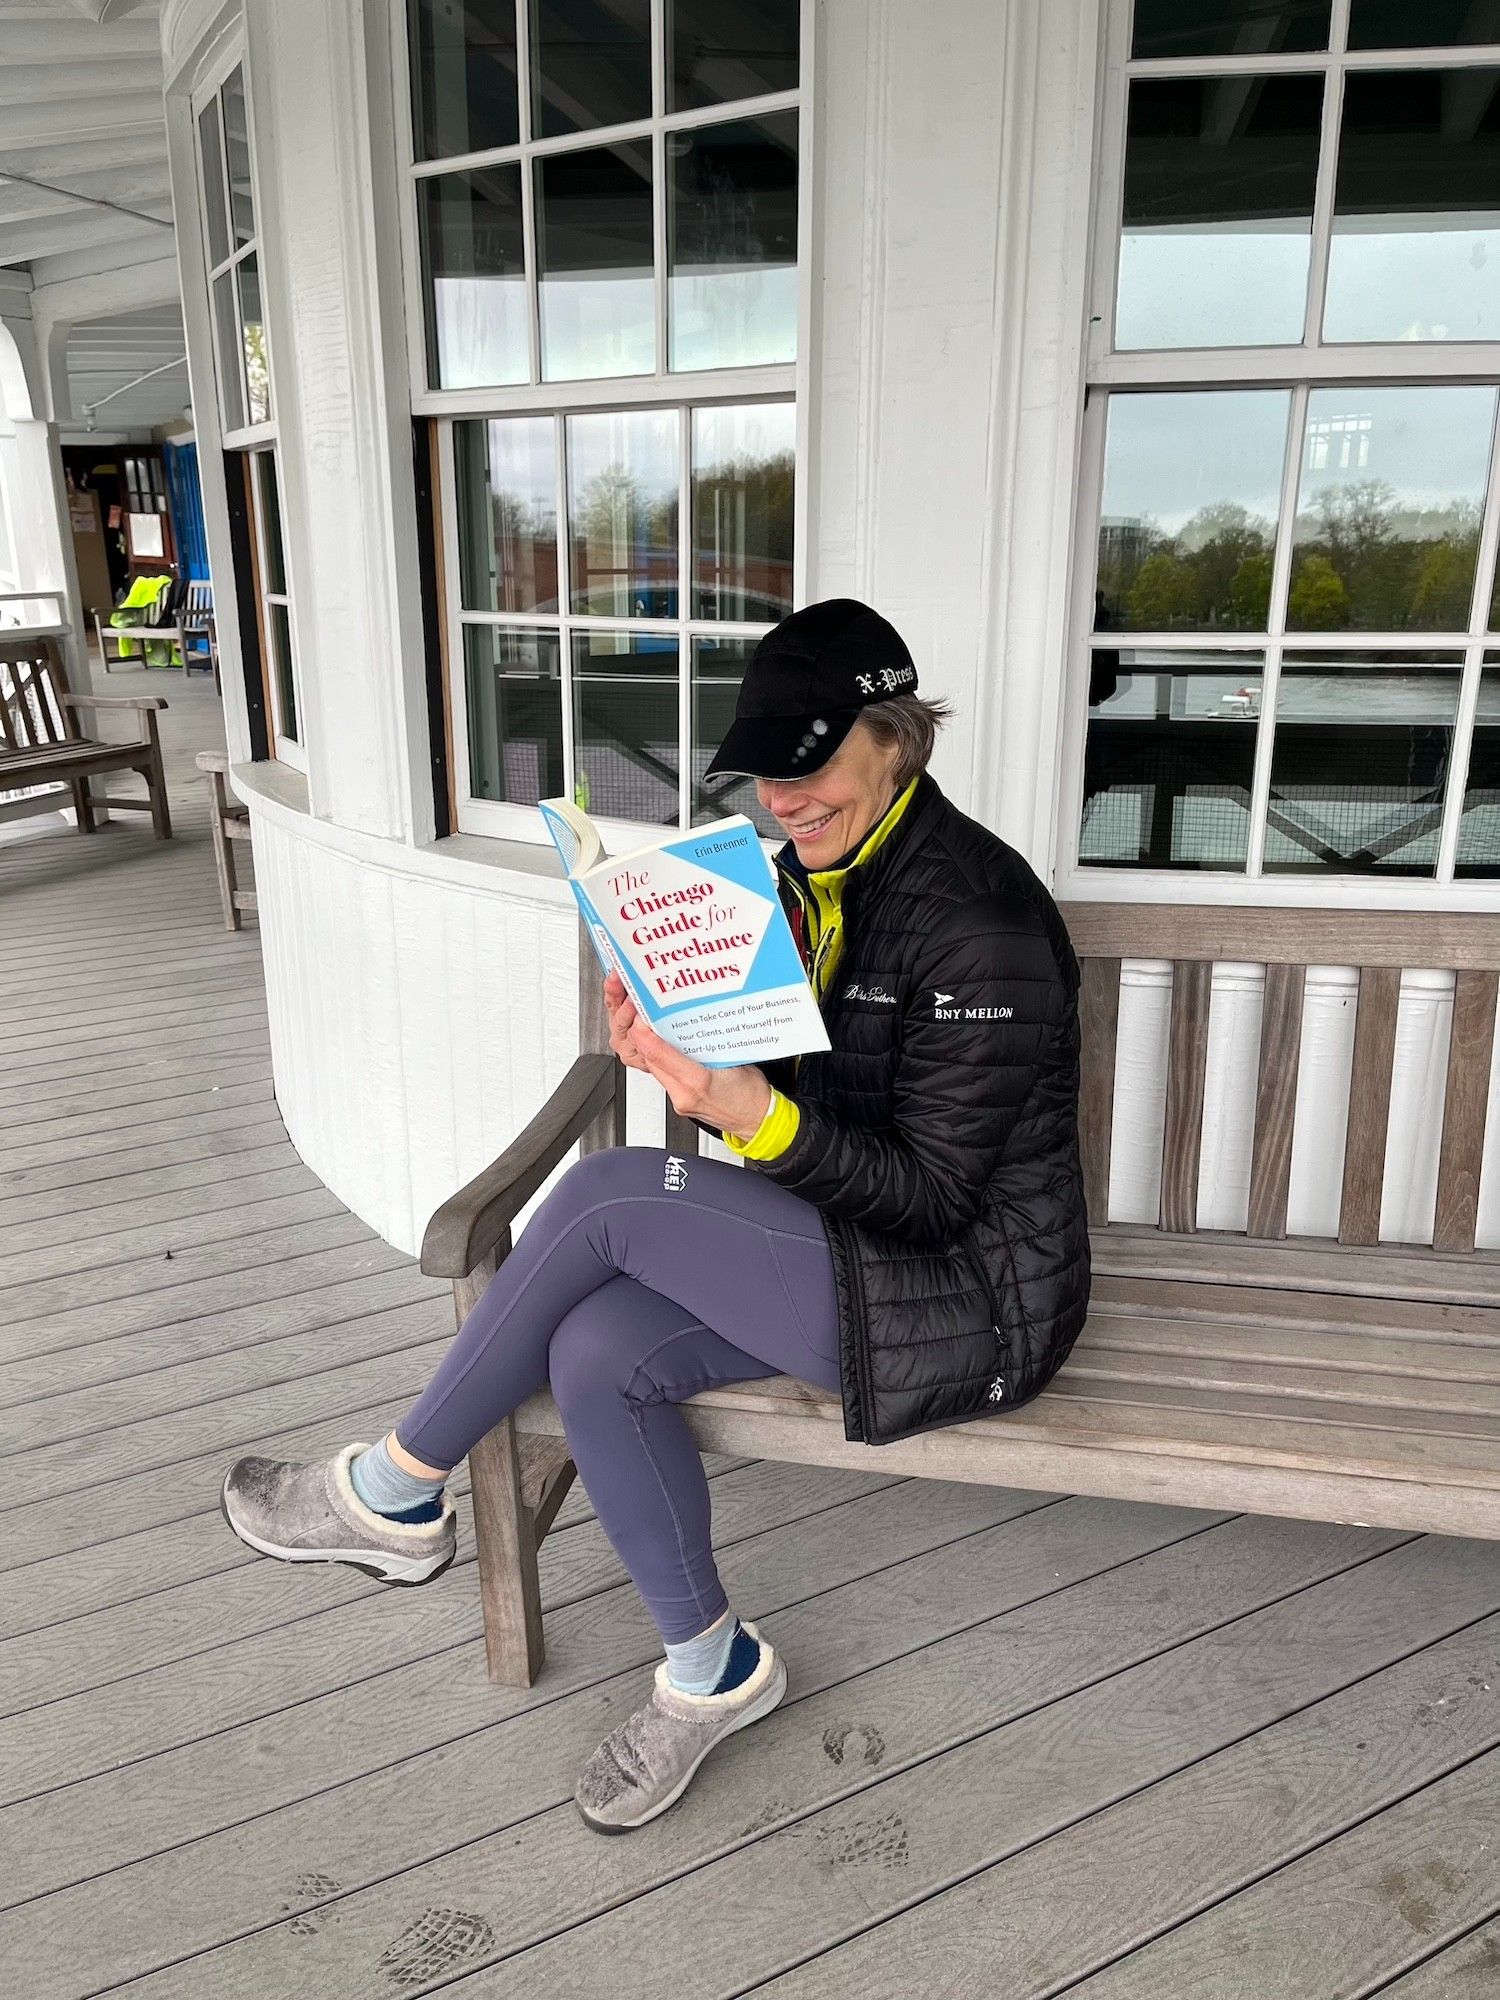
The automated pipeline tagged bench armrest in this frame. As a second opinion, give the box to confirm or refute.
[196,749,230,772]
[63,693,169,712]
[420,1054,620,1278]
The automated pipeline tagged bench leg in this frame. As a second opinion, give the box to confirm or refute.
[143,715,171,840]
[70,776,97,834]
[469,1416,546,1687]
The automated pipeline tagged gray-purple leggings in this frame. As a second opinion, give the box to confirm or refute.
[396,1145,842,1643]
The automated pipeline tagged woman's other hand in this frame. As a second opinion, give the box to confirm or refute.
[602,973,772,1140]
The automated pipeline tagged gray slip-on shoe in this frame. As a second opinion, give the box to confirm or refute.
[575,1619,787,1834]
[220,1442,456,1585]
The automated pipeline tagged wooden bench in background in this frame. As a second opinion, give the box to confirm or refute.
[421,905,1500,1686]
[0,635,171,839]
[195,750,255,931]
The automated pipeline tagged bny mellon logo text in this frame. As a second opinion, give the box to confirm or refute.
[934,989,1012,1021]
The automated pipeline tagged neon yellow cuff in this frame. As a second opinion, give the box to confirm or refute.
[725,1088,801,1162]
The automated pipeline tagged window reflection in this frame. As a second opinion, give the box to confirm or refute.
[572,633,680,823]
[199,96,230,266]
[465,627,565,805]
[255,453,286,595]
[669,0,800,111]
[1325,70,1500,344]
[1455,656,1500,878]
[223,67,254,245]
[669,112,798,371]
[420,167,529,389]
[1287,386,1496,631]
[566,407,679,616]
[530,0,652,140]
[457,418,560,614]
[1081,649,1262,869]
[692,635,782,833]
[1264,652,1463,875]
[1095,391,1290,631]
[269,603,298,744]
[408,0,519,159]
[537,142,655,380]
[212,273,243,432]
[1117,75,1322,350]
[1131,1,1329,58]
[1349,2,1500,49]
[238,254,269,425]
[691,403,794,620]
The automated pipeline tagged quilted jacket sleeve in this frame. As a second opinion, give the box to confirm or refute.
[751,891,1068,1243]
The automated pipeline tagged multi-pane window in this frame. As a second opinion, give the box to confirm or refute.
[406,5,803,840]
[248,450,303,761]
[450,398,792,832]
[196,64,271,436]
[406,1,800,392]
[1074,3,1500,884]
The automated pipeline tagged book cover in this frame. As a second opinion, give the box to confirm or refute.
[539,799,831,1068]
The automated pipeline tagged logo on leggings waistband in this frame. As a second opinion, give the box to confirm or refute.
[663,1155,689,1192]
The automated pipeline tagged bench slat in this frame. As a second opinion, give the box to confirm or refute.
[1093,1273,1500,1346]
[1064,1342,1500,1421]
[1093,1225,1500,1307]
[1080,1308,1500,1385]
[1159,959,1212,1233]
[1434,970,1499,1255]
[1064,903,1500,972]
[1247,962,1305,1241]
[1339,966,1402,1247]
[1078,955,1120,1224]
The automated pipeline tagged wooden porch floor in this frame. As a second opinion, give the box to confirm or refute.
[2,676,1498,1999]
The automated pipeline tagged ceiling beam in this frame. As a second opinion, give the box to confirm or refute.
[0,172,173,231]
[0,56,163,109]
[0,208,167,266]
[27,236,180,292]
[0,91,166,150]
[0,17,161,61]
[0,133,167,181]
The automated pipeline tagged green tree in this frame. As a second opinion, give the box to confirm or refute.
[1226,550,1273,628]
[1126,549,1195,629]
[1287,552,1350,630]
[1179,503,1272,624]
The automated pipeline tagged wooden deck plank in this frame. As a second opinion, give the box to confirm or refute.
[0,1137,300,1230]
[2,1064,273,1133]
[0,1481,1048,1909]
[1373,1918,1500,1997]
[708,1573,1500,2000]
[3,1095,281,1174]
[1,1104,286,1190]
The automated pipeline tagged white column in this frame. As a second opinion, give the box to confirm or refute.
[0,289,91,690]
[805,0,1103,876]
[242,0,433,841]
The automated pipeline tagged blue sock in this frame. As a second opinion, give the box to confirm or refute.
[664,1612,760,1695]
[349,1438,447,1524]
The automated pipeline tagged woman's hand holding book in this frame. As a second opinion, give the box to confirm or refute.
[603,972,773,1142]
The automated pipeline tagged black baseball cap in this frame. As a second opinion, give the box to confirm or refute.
[704,598,919,782]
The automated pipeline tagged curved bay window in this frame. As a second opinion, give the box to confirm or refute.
[403,2,803,846]
[1068,2,1500,889]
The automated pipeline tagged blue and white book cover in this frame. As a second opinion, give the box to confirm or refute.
[540,801,830,1068]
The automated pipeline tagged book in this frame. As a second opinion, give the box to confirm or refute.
[539,798,831,1069]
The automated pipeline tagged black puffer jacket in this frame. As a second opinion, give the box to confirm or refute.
[752,772,1089,1445]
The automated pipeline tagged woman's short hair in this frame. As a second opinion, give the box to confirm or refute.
[855,693,953,786]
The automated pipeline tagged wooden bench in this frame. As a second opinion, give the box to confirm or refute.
[0,636,171,839]
[195,750,255,931]
[95,580,216,679]
[420,905,1500,1686]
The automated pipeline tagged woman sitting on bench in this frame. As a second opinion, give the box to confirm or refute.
[221,598,1090,1833]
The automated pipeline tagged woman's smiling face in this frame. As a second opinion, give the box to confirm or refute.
[754,722,904,868]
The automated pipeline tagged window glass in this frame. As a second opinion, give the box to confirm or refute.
[420,166,529,389]
[1287,385,1496,631]
[256,453,286,594]
[1454,656,1500,877]
[1348,3,1500,49]
[692,635,782,832]
[212,273,244,432]
[464,626,565,804]
[269,602,299,743]
[1117,75,1322,350]
[199,95,230,267]
[536,142,655,380]
[1130,1,1329,58]
[566,407,678,614]
[408,0,519,160]
[222,67,254,246]
[669,112,798,371]
[1095,390,1290,632]
[457,417,560,613]
[690,402,795,620]
[530,0,652,139]
[1492,547,1500,631]
[572,632,680,822]
[1263,652,1463,875]
[1325,70,1500,344]
[238,254,269,425]
[669,0,800,111]
[1081,649,1263,869]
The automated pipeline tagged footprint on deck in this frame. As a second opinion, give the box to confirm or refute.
[813,1809,910,1870]
[375,1908,496,1986]
[822,1721,886,1767]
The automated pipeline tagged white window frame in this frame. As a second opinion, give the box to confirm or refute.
[191,48,275,450]
[395,0,814,849]
[1055,0,1500,910]
[248,447,307,774]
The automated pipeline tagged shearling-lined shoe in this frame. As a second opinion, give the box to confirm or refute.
[220,1443,456,1585]
[575,1620,787,1833]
